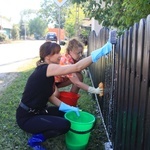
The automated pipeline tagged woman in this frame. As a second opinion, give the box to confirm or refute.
[16,41,112,150]
[55,38,102,97]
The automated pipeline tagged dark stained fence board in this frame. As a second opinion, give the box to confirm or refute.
[130,22,139,150]
[135,19,145,150]
[113,38,120,149]
[124,27,133,150]
[87,14,150,150]
[87,30,97,62]
[115,35,124,149]
[121,30,128,150]
[88,30,97,85]
[142,15,150,150]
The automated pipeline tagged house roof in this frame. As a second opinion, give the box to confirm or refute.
[0,17,12,29]
[81,18,92,27]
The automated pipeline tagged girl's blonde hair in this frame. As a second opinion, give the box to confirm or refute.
[66,38,84,54]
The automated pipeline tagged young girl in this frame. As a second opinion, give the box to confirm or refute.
[16,41,112,150]
[55,38,102,97]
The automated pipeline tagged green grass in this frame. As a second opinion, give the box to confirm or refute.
[0,58,107,150]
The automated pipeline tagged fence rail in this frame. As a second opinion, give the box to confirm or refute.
[87,14,150,150]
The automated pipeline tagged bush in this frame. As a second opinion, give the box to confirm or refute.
[0,33,7,41]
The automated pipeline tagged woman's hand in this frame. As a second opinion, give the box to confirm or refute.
[91,42,112,62]
[59,102,80,116]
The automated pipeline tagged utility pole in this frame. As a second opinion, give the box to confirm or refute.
[24,23,26,40]
[53,0,67,44]
[75,4,80,37]
[58,7,61,44]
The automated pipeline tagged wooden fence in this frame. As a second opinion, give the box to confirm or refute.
[87,14,150,150]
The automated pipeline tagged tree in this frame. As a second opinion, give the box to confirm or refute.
[19,19,30,39]
[71,0,150,31]
[19,9,39,39]
[18,8,48,39]
[121,0,150,27]
[28,17,47,39]
[0,33,7,41]
[20,9,38,23]
[64,3,85,38]
[11,24,20,40]
[39,0,70,28]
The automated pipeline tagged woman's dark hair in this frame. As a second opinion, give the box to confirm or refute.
[36,41,61,66]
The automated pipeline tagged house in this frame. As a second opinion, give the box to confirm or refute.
[0,16,12,39]
[91,0,104,35]
[81,18,91,29]
[91,18,103,35]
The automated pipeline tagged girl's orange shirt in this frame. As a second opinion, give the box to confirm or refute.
[55,54,75,83]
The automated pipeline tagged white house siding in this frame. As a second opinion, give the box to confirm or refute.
[91,0,105,35]
[91,18,103,35]
[0,17,12,38]
[0,17,12,29]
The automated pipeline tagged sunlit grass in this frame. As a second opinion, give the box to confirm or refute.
[0,58,107,150]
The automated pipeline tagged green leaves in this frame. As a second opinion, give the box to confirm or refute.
[64,3,85,38]
[72,0,150,31]
[29,17,47,37]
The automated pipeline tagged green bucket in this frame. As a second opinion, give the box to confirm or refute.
[64,111,95,150]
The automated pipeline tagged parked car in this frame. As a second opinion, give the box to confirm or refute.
[45,32,57,42]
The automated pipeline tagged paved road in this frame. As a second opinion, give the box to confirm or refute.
[0,40,45,73]
[0,40,45,93]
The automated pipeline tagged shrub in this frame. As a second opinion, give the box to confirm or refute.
[0,33,7,41]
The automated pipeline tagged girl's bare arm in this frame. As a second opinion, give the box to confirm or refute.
[49,94,62,107]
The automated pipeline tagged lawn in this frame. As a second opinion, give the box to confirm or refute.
[0,58,107,150]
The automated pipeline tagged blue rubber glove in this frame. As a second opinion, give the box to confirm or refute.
[91,42,112,62]
[59,102,80,116]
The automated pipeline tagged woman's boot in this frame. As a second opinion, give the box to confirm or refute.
[27,134,46,150]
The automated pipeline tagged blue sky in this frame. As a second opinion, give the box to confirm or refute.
[0,0,43,23]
